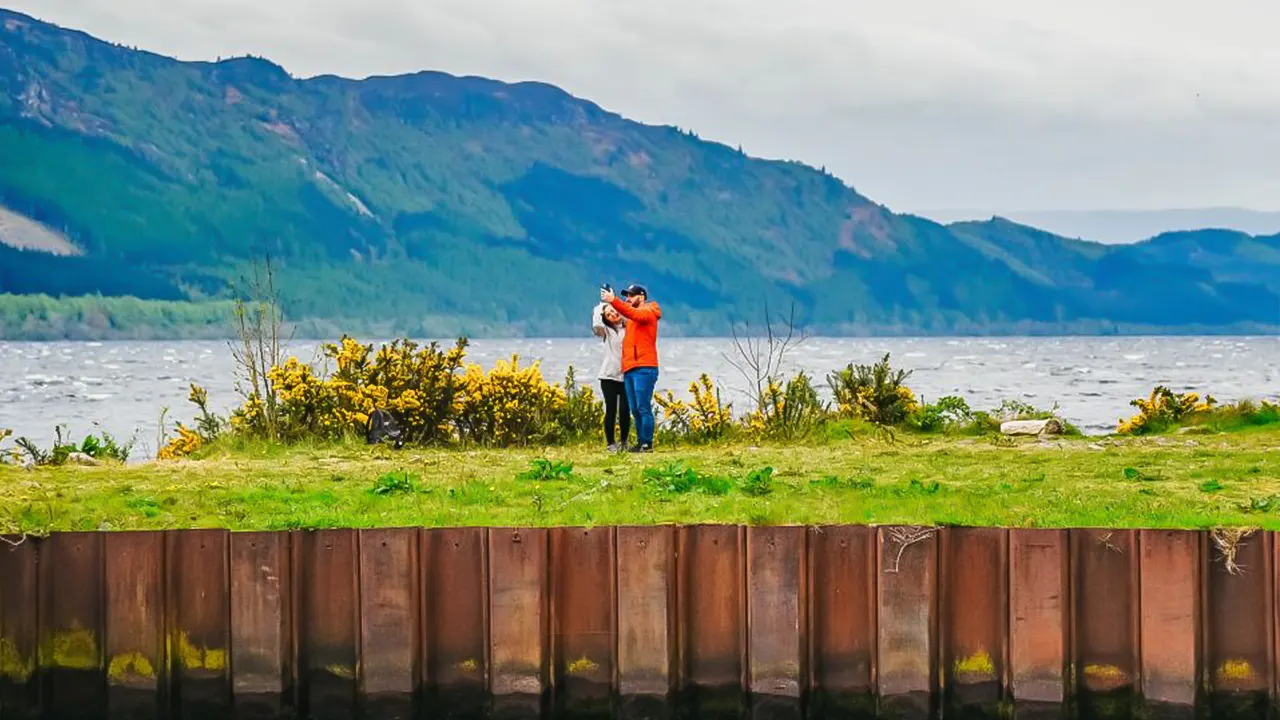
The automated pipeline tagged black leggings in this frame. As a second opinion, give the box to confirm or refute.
[600,379,631,446]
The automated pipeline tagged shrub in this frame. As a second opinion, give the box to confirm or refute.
[14,426,134,466]
[642,462,732,497]
[326,336,468,444]
[910,395,973,432]
[1118,386,1216,435]
[158,424,203,460]
[745,372,827,440]
[555,367,605,443]
[369,471,420,495]
[740,466,776,497]
[655,373,734,441]
[455,355,565,446]
[517,458,575,481]
[828,353,918,426]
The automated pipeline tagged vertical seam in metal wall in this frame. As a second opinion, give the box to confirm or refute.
[936,527,946,709]
[1000,528,1011,705]
[481,528,492,693]
[804,527,816,700]
[740,524,749,698]
[1267,532,1276,697]
[674,526,686,695]
[353,530,364,700]
[870,526,880,715]
[666,525,678,698]
[95,534,107,707]
[1066,529,1078,706]
[1136,527,1146,696]
[798,525,810,716]
[289,530,302,717]
[611,525,622,696]
[223,530,234,704]
[163,530,175,717]
[543,528,552,700]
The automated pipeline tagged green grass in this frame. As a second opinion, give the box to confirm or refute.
[3,429,1280,533]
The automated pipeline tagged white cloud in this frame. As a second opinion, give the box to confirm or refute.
[11,0,1280,214]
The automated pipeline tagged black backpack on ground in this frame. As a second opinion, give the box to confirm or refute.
[366,408,404,448]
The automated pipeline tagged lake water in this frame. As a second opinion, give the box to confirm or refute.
[1,336,1276,457]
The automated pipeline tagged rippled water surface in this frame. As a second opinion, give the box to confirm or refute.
[1,336,1276,456]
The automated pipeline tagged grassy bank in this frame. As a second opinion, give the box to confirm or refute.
[2,428,1278,533]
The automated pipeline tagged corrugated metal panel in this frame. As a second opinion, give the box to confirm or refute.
[551,527,615,709]
[1009,529,1067,707]
[678,523,746,719]
[13,524,1280,718]
[488,527,549,718]
[747,526,805,720]
[807,525,876,716]
[230,531,291,718]
[38,532,105,717]
[422,527,488,717]
[296,529,358,720]
[104,531,165,718]
[1071,528,1140,718]
[615,526,675,703]
[941,527,1007,714]
[0,537,40,719]
[1205,530,1273,710]
[1139,530,1200,710]
[876,526,937,720]
[167,529,232,717]
[358,528,420,720]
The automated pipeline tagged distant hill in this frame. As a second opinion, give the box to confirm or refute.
[930,207,1280,245]
[1,8,1277,338]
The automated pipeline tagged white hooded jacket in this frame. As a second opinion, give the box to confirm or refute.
[591,303,626,382]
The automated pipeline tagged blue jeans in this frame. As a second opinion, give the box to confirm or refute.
[624,366,659,447]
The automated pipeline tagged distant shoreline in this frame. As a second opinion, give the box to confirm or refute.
[2,294,1277,342]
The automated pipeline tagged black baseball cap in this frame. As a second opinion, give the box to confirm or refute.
[619,284,648,299]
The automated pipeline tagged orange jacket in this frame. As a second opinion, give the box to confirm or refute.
[610,297,662,372]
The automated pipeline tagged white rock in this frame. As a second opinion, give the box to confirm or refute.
[66,452,102,466]
[1000,418,1064,436]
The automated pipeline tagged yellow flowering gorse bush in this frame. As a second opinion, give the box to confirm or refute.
[745,372,826,440]
[226,336,470,443]
[455,355,566,445]
[655,374,733,440]
[1118,385,1218,434]
[157,424,203,460]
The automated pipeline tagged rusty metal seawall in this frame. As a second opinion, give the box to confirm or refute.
[0,526,1274,719]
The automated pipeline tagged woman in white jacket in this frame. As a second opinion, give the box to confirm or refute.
[592,303,630,451]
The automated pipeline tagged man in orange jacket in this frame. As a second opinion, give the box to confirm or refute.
[601,283,662,452]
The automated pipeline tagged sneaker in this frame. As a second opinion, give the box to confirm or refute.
[629,444,653,453]
[606,443,622,453]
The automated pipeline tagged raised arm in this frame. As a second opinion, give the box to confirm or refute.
[610,297,658,324]
[591,304,608,338]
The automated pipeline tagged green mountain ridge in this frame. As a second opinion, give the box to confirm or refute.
[1,8,1277,338]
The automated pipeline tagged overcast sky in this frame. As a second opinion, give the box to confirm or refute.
[12,0,1280,217]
